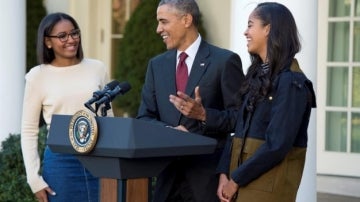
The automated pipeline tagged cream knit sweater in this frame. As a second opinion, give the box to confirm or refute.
[21,58,112,193]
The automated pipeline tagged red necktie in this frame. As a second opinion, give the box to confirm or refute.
[176,52,188,92]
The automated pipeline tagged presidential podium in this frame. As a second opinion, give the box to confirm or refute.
[47,114,217,202]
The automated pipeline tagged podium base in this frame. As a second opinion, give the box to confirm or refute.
[100,178,149,202]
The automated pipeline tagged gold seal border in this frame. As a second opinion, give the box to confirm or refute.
[69,110,98,154]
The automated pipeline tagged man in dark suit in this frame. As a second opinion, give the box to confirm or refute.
[137,0,244,201]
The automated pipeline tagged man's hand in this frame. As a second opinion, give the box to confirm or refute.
[169,86,206,121]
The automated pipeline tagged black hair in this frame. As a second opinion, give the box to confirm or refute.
[36,12,84,64]
[158,0,200,27]
[239,2,301,112]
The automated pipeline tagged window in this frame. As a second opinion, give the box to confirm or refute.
[326,0,360,153]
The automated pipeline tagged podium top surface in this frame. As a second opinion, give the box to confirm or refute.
[47,115,217,158]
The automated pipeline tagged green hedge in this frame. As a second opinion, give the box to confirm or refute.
[0,126,47,202]
[26,0,46,73]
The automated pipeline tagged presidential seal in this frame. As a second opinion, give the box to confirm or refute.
[69,110,98,153]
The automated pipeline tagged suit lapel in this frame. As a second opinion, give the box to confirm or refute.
[161,42,210,125]
[185,41,210,97]
[163,50,177,95]
[162,50,183,122]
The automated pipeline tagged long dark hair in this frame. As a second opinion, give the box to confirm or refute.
[36,12,84,64]
[239,2,301,112]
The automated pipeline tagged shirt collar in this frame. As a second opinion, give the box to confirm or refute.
[177,34,201,59]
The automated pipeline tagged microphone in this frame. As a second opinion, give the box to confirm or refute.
[84,80,120,112]
[95,81,131,106]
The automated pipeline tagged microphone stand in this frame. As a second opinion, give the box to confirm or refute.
[84,103,96,114]
[101,101,112,117]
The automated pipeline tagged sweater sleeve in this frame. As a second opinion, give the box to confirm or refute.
[21,70,48,193]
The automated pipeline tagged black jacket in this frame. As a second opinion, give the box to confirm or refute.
[207,59,316,187]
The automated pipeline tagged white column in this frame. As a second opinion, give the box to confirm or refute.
[0,0,26,143]
[282,1,318,201]
[230,0,317,201]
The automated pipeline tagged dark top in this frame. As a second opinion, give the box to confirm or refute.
[206,59,316,187]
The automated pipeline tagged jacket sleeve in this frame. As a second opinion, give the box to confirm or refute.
[220,52,244,108]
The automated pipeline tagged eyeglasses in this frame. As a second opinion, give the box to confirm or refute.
[47,29,81,42]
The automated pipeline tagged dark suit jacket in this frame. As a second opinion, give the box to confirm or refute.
[137,40,244,202]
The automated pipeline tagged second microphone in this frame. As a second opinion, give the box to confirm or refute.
[95,81,131,106]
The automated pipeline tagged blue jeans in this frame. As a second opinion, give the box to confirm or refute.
[42,146,99,202]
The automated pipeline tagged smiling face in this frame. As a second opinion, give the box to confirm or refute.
[156,4,192,51]
[244,10,270,62]
[45,19,80,65]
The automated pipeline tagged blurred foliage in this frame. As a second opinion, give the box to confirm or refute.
[26,0,47,73]
[0,126,47,202]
